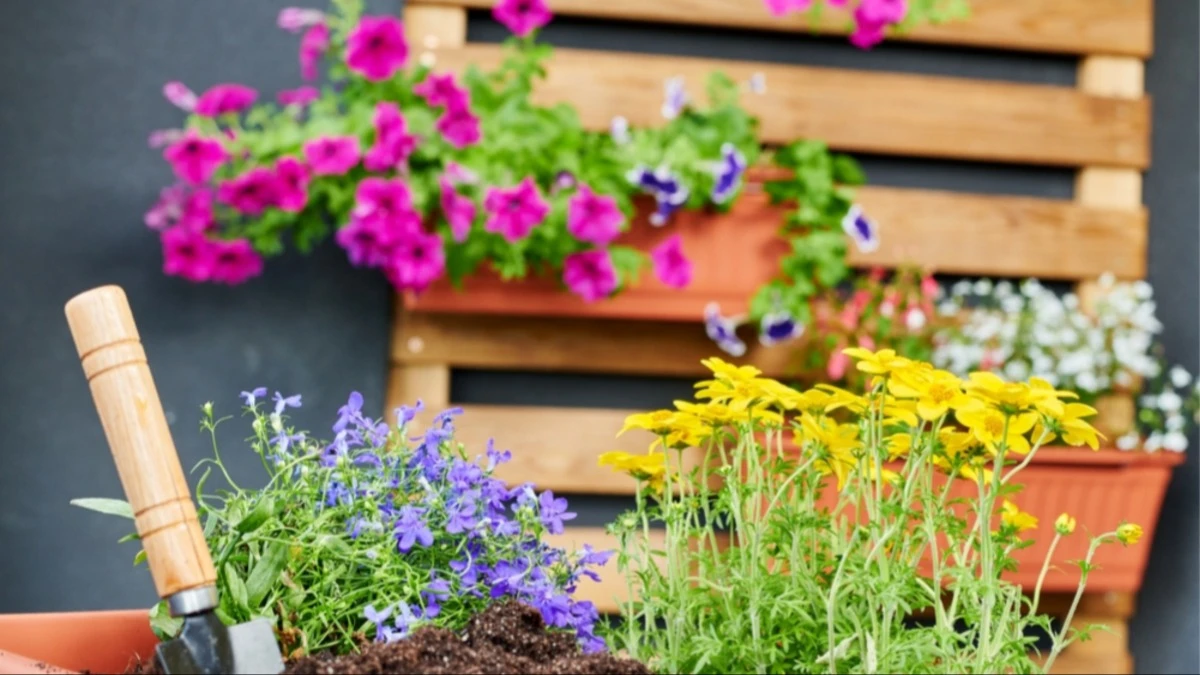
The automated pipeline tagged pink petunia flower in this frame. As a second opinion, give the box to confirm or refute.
[850,0,907,49]
[277,86,320,107]
[336,215,396,268]
[384,230,446,293]
[413,73,467,109]
[345,16,408,82]
[274,156,310,212]
[217,167,280,215]
[303,135,361,175]
[650,234,693,289]
[439,177,476,243]
[162,81,197,111]
[483,178,548,243]
[566,184,623,246]
[493,0,553,38]
[278,7,326,33]
[762,0,812,17]
[364,102,418,172]
[210,238,265,285]
[194,84,258,117]
[145,185,213,231]
[435,105,482,149]
[353,177,415,223]
[148,129,184,149]
[562,249,618,303]
[162,226,216,282]
[300,23,330,81]
[163,130,229,186]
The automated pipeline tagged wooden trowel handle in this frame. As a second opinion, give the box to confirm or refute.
[65,285,217,601]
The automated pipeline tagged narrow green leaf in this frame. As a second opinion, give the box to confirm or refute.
[70,498,134,519]
[246,542,290,607]
[133,549,147,567]
[225,563,250,612]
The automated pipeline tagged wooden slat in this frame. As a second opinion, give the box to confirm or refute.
[430,44,1148,168]
[419,0,1152,57]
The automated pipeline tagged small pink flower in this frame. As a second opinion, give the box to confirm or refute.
[440,178,476,243]
[920,274,939,299]
[300,23,330,81]
[194,84,258,117]
[277,86,320,107]
[567,184,623,246]
[444,161,479,185]
[858,334,877,351]
[145,185,213,231]
[345,16,408,82]
[562,249,618,303]
[364,102,418,172]
[762,0,812,17]
[162,227,216,282]
[303,135,361,175]
[413,73,467,109]
[650,234,693,289]
[353,177,415,224]
[336,216,395,268]
[163,130,229,186]
[839,304,861,330]
[435,105,482,149]
[484,178,548,243]
[210,239,265,285]
[827,343,850,380]
[851,289,872,313]
[217,167,280,215]
[493,0,553,38]
[384,230,446,293]
[148,129,185,149]
[274,156,310,212]
[162,81,197,111]
[278,7,326,33]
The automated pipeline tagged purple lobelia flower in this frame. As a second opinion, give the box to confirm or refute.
[324,479,353,508]
[394,505,434,553]
[484,439,512,471]
[273,392,302,415]
[610,116,630,145]
[363,604,393,643]
[334,391,365,433]
[395,400,425,427]
[420,574,452,618]
[537,490,576,535]
[661,76,688,120]
[444,496,478,535]
[841,204,879,253]
[759,309,804,347]
[447,459,483,491]
[711,142,747,204]
[239,387,268,407]
[704,302,748,357]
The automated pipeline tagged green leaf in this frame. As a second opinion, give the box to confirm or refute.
[235,496,275,534]
[117,532,141,544]
[246,542,290,607]
[133,549,147,567]
[70,498,134,519]
[225,563,250,613]
[149,600,183,641]
[832,155,867,186]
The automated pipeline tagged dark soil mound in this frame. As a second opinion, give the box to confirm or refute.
[125,601,649,675]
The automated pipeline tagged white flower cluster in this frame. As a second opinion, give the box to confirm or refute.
[933,274,1161,393]
[1124,365,1199,453]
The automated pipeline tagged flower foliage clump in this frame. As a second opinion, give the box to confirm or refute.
[602,351,1138,674]
[76,390,611,657]
[763,0,972,49]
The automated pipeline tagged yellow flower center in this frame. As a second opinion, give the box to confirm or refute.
[927,382,955,404]
[983,414,1005,437]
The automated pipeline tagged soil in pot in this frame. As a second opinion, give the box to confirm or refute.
[124,601,649,675]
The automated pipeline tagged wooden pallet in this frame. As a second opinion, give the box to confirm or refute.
[388,2,1154,673]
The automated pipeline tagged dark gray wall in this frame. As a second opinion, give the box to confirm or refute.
[0,2,1195,673]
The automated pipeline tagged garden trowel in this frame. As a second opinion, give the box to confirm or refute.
[64,285,285,675]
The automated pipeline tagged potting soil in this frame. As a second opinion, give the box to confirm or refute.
[122,601,649,675]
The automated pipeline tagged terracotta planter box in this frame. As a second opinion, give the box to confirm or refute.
[0,609,157,674]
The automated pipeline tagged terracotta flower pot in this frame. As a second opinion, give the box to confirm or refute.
[0,609,158,675]
[404,186,789,322]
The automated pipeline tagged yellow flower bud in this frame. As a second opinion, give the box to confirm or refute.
[1054,513,1076,536]
[1116,523,1144,546]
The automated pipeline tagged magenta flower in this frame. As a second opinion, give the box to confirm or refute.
[364,102,418,172]
[303,135,361,175]
[163,130,229,186]
[384,230,446,293]
[440,178,476,243]
[484,178,548,243]
[277,86,320,107]
[414,73,467,109]
[435,105,482,149]
[210,239,265,285]
[145,185,214,232]
[851,0,906,49]
[162,81,197,111]
[300,23,330,81]
[493,0,553,38]
[336,216,395,268]
[650,234,693,289]
[345,16,408,82]
[217,167,280,215]
[278,7,326,32]
[148,129,184,149]
[763,0,813,16]
[567,185,623,246]
[194,84,258,117]
[162,227,216,282]
[353,177,417,234]
[562,249,618,303]
[274,156,310,212]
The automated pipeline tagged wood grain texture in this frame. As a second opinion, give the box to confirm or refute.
[64,286,217,600]
[417,0,1152,57]
[427,44,1149,167]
